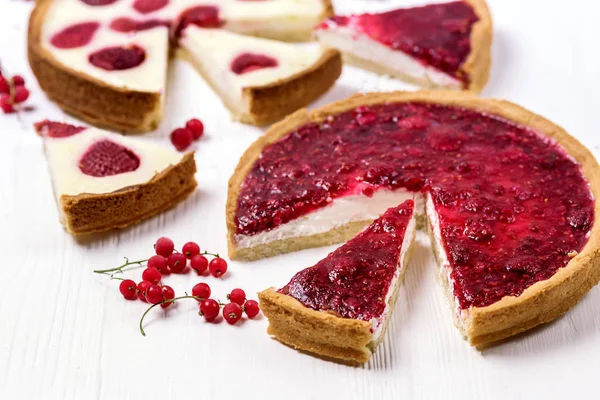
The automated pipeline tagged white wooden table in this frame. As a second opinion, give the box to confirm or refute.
[1,1,599,399]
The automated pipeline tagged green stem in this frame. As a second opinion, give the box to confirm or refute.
[139,295,205,336]
[201,250,220,258]
[93,257,148,275]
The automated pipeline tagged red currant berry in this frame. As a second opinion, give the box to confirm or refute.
[154,237,174,257]
[223,303,242,325]
[0,77,9,94]
[13,87,29,103]
[146,284,164,304]
[119,279,137,300]
[243,300,260,318]
[137,280,152,302]
[185,118,204,140]
[182,241,200,259]
[199,299,220,322]
[141,267,161,285]
[0,94,14,113]
[147,255,169,274]
[190,254,208,274]
[170,127,193,151]
[161,285,175,309]
[11,75,25,86]
[228,288,246,306]
[209,257,228,277]
[168,253,187,273]
[191,282,211,301]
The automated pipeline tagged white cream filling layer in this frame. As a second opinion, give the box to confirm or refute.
[315,26,462,89]
[235,188,424,250]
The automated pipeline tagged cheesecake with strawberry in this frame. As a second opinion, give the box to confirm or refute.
[229,91,600,360]
[28,0,336,132]
[315,0,492,92]
[35,120,197,235]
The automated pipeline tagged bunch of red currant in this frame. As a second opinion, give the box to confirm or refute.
[170,118,204,151]
[0,70,30,113]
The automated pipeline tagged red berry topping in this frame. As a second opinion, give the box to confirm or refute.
[79,139,140,177]
[147,255,169,274]
[182,242,200,259]
[208,257,227,277]
[190,254,209,274]
[51,22,100,49]
[167,253,187,273]
[154,237,174,257]
[222,303,242,325]
[141,267,162,284]
[137,280,152,302]
[11,75,25,87]
[133,0,169,14]
[0,77,10,94]
[13,87,29,104]
[34,120,86,138]
[228,288,246,305]
[243,300,260,318]
[199,299,220,322]
[230,53,278,75]
[185,118,204,140]
[0,94,14,113]
[160,285,175,309]
[110,17,169,33]
[145,284,164,304]
[89,45,146,71]
[119,279,137,300]
[81,0,118,5]
[175,6,223,38]
[191,282,211,300]
[170,128,193,151]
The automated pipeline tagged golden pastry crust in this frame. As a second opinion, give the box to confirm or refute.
[28,0,164,134]
[230,91,600,355]
[60,152,197,235]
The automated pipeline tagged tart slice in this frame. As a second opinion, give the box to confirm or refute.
[314,0,492,92]
[35,120,197,235]
[259,201,416,364]
[178,27,341,126]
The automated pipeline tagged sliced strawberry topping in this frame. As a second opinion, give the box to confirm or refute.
[230,53,278,75]
[50,22,100,49]
[110,17,169,32]
[79,139,140,177]
[174,6,223,38]
[133,0,169,14]
[88,45,146,71]
[34,120,86,138]
[81,0,118,5]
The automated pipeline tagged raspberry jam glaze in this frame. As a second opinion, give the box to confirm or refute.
[280,201,414,321]
[230,53,279,75]
[236,103,594,309]
[321,1,478,83]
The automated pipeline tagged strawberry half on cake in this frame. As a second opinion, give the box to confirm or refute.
[315,0,492,92]
[259,201,416,364]
[35,120,197,235]
[178,27,341,126]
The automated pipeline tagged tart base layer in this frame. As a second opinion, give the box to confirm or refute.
[62,152,197,235]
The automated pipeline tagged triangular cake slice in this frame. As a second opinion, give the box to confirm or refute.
[259,201,416,364]
[314,0,491,92]
[178,27,341,125]
[35,120,197,235]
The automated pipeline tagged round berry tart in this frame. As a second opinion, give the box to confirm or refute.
[315,0,491,92]
[35,120,197,235]
[227,91,600,361]
[28,0,336,132]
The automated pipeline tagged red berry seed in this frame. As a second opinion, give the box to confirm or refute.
[161,285,175,309]
[185,118,204,140]
[199,299,220,322]
[168,253,187,273]
[243,300,260,318]
[137,280,152,302]
[209,257,227,277]
[192,282,211,301]
[141,267,162,284]
[154,237,174,257]
[170,127,193,151]
[228,288,246,305]
[147,255,169,274]
[190,254,208,274]
[223,303,242,325]
[119,279,137,300]
[182,241,200,259]
[145,284,164,304]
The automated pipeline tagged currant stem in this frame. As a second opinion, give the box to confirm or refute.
[140,295,205,336]
[201,250,220,258]
[93,257,148,275]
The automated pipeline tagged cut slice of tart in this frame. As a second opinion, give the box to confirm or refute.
[178,27,341,126]
[228,91,600,351]
[35,120,197,235]
[259,201,416,364]
[314,0,492,92]
[28,0,335,133]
